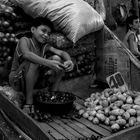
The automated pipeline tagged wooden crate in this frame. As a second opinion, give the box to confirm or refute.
[130,62,140,91]
[96,40,131,88]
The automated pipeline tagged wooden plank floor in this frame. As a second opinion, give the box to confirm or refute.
[0,87,112,140]
[37,95,112,140]
[1,90,140,140]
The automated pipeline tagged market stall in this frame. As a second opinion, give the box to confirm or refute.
[1,0,140,140]
[0,0,100,86]
[1,87,140,140]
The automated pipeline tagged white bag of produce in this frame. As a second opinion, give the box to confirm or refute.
[11,0,104,43]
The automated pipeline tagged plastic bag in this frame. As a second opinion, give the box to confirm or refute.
[11,0,104,43]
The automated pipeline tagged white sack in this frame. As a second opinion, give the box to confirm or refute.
[11,0,104,43]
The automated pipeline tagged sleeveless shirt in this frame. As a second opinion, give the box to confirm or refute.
[123,30,138,51]
[10,37,46,74]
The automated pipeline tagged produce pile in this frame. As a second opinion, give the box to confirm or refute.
[34,90,76,116]
[63,46,96,80]
[77,87,140,132]
[44,32,96,80]
[0,3,18,64]
[0,2,32,65]
[35,90,75,104]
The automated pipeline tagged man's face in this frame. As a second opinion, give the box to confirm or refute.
[32,25,51,44]
[132,18,140,30]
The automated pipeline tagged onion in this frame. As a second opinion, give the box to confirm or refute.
[79,109,85,115]
[83,112,89,118]
[7,27,13,32]
[5,33,10,38]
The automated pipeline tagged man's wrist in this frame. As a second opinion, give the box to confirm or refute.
[67,60,72,63]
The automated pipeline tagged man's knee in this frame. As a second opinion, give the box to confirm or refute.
[30,63,39,70]
[51,55,62,62]
[26,63,39,81]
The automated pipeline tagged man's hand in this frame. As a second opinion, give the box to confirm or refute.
[64,60,74,72]
[50,60,65,71]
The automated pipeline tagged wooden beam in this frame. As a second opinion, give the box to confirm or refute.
[0,109,32,140]
[101,124,140,140]
[0,91,53,140]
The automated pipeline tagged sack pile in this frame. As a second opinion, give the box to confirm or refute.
[11,0,104,43]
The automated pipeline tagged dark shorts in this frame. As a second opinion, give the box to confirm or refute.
[9,60,30,92]
[9,62,51,92]
[9,55,64,92]
[9,70,25,92]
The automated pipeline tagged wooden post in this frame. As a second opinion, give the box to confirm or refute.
[132,0,139,17]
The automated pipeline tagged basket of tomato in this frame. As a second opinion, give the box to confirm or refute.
[34,90,76,115]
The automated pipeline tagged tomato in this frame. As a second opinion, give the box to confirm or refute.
[15,39,19,43]
[3,52,8,57]
[2,21,10,28]
[2,38,8,44]
[4,8,11,13]
[7,6,14,12]
[0,32,4,38]
[7,27,13,32]
[0,20,2,25]
[12,13,16,17]
[11,33,15,38]
[0,4,6,10]
[2,46,7,51]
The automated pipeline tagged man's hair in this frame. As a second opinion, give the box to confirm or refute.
[32,17,54,31]
[126,15,139,31]
[129,9,137,16]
